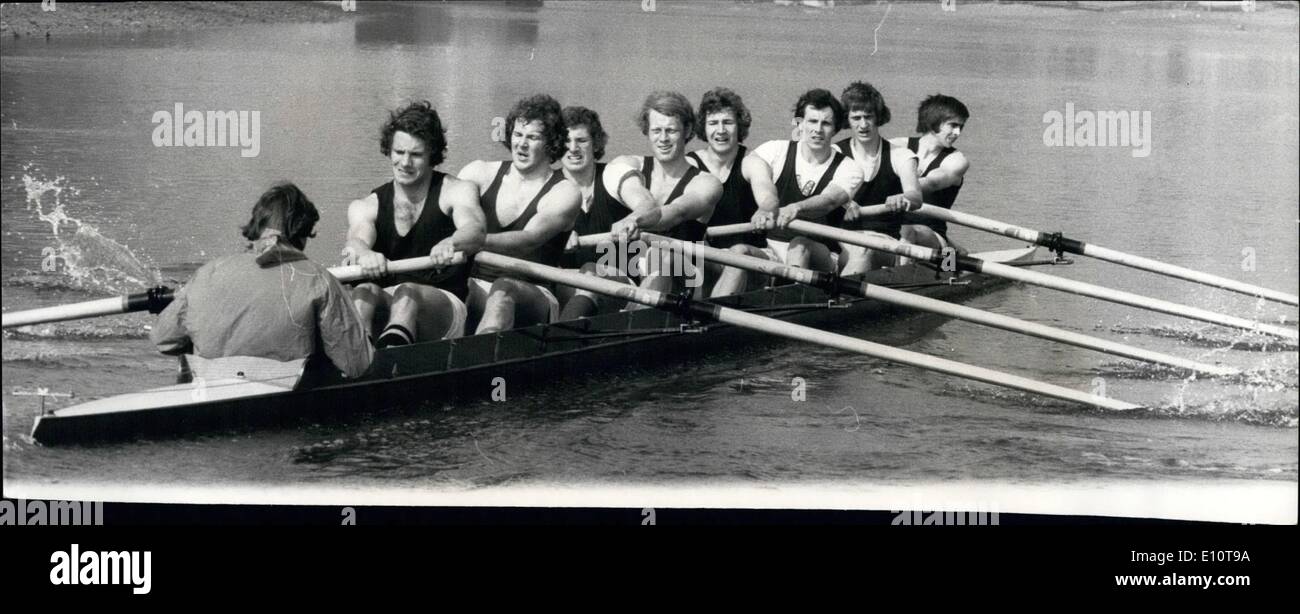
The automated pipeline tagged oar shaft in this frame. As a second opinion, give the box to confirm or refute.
[788,220,1299,341]
[644,233,1238,377]
[974,259,1298,340]
[716,302,1140,411]
[474,251,1141,411]
[2,296,132,328]
[913,205,1299,306]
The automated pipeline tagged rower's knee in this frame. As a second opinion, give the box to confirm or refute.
[391,282,421,301]
[487,277,526,300]
[902,225,940,251]
[352,282,383,302]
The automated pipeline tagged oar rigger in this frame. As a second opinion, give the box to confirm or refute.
[1036,230,1087,261]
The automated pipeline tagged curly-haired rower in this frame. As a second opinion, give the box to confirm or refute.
[840,81,891,127]
[695,87,751,143]
[380,100,448,167]
[503,94,567,163]
[563,105,608,161]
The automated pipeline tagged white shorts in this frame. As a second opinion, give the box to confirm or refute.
[436,287,469,338]
[470,277,560,323]
[382,284,467,339]
[765,238,838,271]
[839,230,901,261]
[765,239,790,262]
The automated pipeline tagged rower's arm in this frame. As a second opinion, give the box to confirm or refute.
[793,155,862,217]
[647,173,721,231]
[741,152,780,213]
[918,151,968,195]
[484,182,581,254]
[441,176,486,255]
[456,160,494,192]
[342,195,380,263]
[789,186,850,218]
[889,152,923,211]
[603,156,662,228]
[149,273,197,356]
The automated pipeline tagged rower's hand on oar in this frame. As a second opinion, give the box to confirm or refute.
[428,238,458,268]
[610,216,640,243]
[342,246,389,279]
[842,203,863,223]
[751,209,776,231]
[775,204,801,229]
[884,194,918,212]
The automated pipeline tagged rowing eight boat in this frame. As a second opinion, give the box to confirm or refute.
[30,245,1051,444]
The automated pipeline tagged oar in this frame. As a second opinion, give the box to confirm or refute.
[574,223,756,249]
[637,232,1239,377]
[860,203,1299,307]
[785,220,1299,341]
[1,253,467,329]
[473,251,1141,411]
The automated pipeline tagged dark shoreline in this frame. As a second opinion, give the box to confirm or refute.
[1,1,353,39]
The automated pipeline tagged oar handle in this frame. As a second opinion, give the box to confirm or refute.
[329,252,467,284]
[574,224,757,249]
[855,204,894,217]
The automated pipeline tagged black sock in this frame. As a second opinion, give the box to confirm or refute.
[376,324,413,348]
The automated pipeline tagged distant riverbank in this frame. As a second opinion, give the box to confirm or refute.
[4,1,1297,40]
[1,1,352,39]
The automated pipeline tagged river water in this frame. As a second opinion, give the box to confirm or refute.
[2,1,1296,522]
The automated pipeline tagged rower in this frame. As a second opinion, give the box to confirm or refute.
[459,94,582,334]
[605,91,722,308]
[555,106,644,319]
[744,88,863,273]
[685,87,773,297]
[152,183,373,377]
[344,101,486,347]
[835,81,923,275]
[890,94,970,255]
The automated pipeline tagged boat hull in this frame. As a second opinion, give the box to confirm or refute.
[31,247,1043,444]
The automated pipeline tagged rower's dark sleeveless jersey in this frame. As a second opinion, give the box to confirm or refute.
[369,173,470,300]
[688,146,765,249]
[768,140,847,252]
[837,137,903,239]
[642,156,707,243]
[471,161,569,283]
[902,136,962,236]
[560,162,632,268]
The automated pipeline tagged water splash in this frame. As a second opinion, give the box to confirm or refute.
[14,167,163,294]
